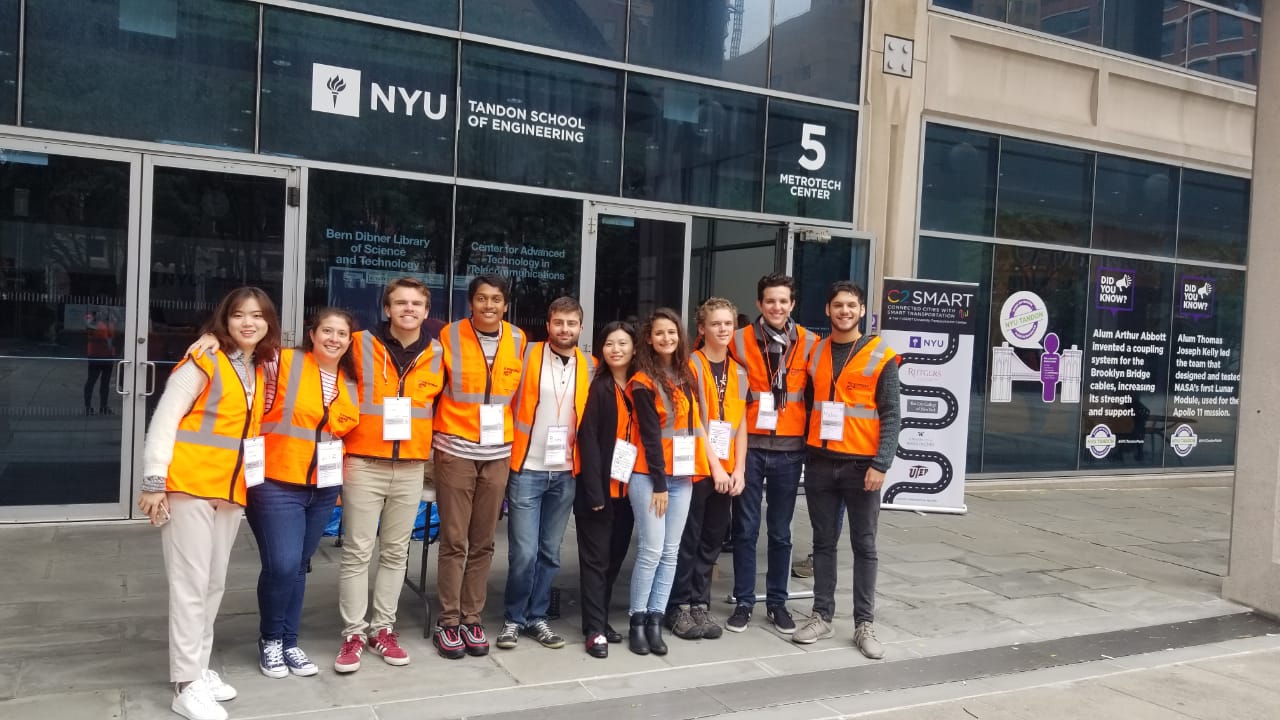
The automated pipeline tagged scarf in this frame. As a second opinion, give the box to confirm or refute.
[755,316,797,409]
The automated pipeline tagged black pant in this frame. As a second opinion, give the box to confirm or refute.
[669,479,732,609]
[84,359,112,409]
[805,454,880,624]
[575,495,634,636]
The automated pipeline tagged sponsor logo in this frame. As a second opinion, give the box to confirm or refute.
[901,430,936,449]
[1095,267,1136,315]
[312,63,361,117]
[886,287,974,308]
[998,291,1049,349]
[1177,275,1215,320]
[908,465,929,479]
[903,366,944,382]
[1169,423,1199,457]
[1084,423,1116,459]
[909,336,922,348]
[906,398,940,414]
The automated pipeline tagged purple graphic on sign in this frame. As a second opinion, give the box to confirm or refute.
[909,336,922,348]
[1095,267,1136,315]
[1040,333,1061,403]
[1007,297,1041,342]
[1177,275,1215,320]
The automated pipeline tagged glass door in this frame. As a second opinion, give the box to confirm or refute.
[130,157,298,519]
[0,140,141,521]
[579,203,691,353]
[788,226,873,337]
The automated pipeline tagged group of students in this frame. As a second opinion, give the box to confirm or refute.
[139,272,900,720]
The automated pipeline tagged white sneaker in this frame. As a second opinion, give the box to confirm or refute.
[201,668,237,702]
[172,679,228,720]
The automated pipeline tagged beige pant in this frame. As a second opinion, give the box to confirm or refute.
[338,456,425,637]
[161,494,243,683]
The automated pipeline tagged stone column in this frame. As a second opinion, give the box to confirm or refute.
[1222,18,1280,619]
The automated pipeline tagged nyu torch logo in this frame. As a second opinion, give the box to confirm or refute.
[311,63,361,117]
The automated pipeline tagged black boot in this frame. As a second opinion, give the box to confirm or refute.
[645,612,668,656]
[628,613,650,655]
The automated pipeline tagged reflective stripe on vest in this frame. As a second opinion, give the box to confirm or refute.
[174,358,241,450]
[510,343,595,471]
[732,324,814,437]
[169,351,263,504]
[356,331,437,419]
[442,321,524,404]
[805,335,896,454]
[343,330,443,461]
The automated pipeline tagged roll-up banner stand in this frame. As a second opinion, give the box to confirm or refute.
[879,278,978,514]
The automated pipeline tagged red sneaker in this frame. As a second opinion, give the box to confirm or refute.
[334,634,364,673]
[368,627,410,666]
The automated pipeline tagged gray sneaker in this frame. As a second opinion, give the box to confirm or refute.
[496,621,520,649]
[669,604,703,640]
[854,622,884,659]
[691,604,722,639]
[791,615,834,645]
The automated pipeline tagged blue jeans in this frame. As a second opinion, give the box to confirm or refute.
[245,480,341,646]
[628,475,693,615]
[733,448,805,607]
[503,468,576,627]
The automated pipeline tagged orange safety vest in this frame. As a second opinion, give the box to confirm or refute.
[167,351,265,506]
[343,330,444,461]
[689,350,749,474]
[510,342,596,472]
[628,371,710,479]
[434,319,527,444]
[262,349,360,486]
[731,324,818,438]
[805,335,898,455]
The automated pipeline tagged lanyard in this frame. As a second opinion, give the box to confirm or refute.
[468,321,502,402]
[547,347,575,417]
[829,337,865,401]
[615,382,634,439]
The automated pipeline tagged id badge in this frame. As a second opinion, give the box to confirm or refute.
[479,403,506,446]
[820,401,846,441]
[708,420,732,460]
[316,440,344,488]
[243,436,266,488]
[544,425,569,465]
[755,392,778,431]
[672,435,696,477]
[382,396,412,441]
[610,439,638,484]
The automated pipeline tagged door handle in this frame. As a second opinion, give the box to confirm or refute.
[144,361,158,396]
[114,360,132,396]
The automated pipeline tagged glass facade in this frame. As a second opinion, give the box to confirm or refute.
[769,0,865,103]
[933,0,1260,84]
[920,123,1249,475]
[0,0,16,125]
[260,9,456,174]
[458,45,623,194]
[464,1,626,60]
[23,0,259,149]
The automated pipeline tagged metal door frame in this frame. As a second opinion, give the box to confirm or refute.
[579,201,694,354]
[129,156,302,519]
[785,224,878,326]
[0,136,142,522]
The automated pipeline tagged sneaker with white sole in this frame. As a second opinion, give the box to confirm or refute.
[766,604,797,634]
[792,614,834,644]
[201,669,236,702]
[172,679,227,720]
[524,619,565,649]
[334,634,364,673]
[496,621,520,649]
[283,646,319,676]
[726,605,752,633]
[258,637,288,679]
[369,627,410,665]
[854,621,885,659]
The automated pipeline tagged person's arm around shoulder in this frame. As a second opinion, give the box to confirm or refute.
[137,359,210,524]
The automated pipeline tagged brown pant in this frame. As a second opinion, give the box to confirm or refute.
[434,450,509,626]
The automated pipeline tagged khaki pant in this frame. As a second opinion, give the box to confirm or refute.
[338,456,425,637]
[161,494,242,683]
[434,450,509,626]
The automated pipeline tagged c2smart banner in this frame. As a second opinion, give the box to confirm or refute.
[879,278,977,514]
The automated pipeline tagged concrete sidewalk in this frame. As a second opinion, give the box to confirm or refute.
[0,484,1256,719]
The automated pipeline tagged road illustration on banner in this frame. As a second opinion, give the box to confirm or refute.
[885,334,958,503]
